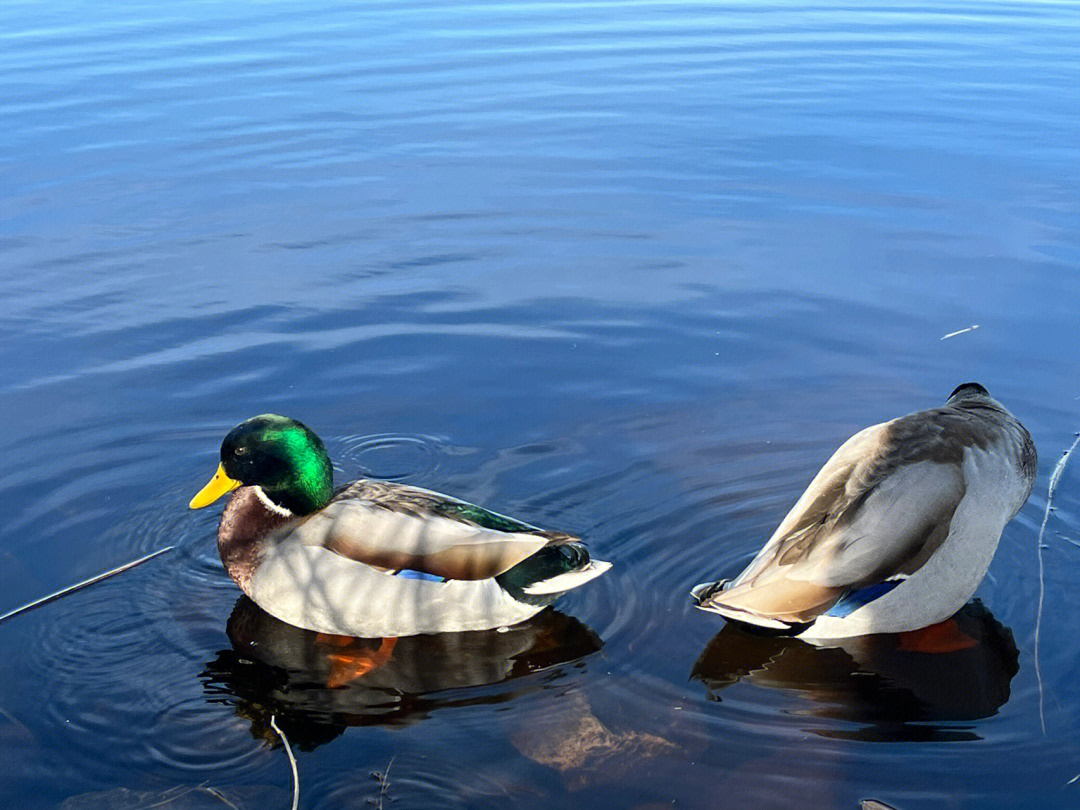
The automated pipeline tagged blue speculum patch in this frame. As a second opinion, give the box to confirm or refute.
[824,580,903,617]
[393,569,445,583]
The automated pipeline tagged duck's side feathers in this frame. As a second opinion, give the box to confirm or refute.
[731,403,995,589]
[248,543,541,636]
[727,421,892,589]
[709,460,964,623]
[279,498,550,580]
[801,445,1024,639]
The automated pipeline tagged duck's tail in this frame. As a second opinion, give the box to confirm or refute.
[497,540,610,602]
[690,578,797,631]
[690,579,727,605]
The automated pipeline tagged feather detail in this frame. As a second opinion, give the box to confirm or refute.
[278,496,551,580]
[521,560,612,596]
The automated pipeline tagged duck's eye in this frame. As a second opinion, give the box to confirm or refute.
[234,447,247,456]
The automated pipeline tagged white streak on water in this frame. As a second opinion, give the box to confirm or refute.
[940,324,980,340]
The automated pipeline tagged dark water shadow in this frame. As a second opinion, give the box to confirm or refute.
[691,601,1019,742]
[201,597,602,749]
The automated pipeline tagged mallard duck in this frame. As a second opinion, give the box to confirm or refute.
[190,415,610,636]
[691,383,1037,641]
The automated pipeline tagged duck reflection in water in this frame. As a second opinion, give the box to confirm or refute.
[691,601,1018,742]
[202,597,602,749]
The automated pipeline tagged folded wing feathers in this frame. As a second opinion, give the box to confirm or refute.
[702,414,972,625]
[283,481,578,581]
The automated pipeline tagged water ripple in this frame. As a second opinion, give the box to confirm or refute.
[332,432,474,484]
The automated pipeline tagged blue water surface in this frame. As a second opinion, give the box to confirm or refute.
[2,2,1079,808]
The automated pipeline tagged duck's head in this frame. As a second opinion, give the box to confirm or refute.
[189,415,334,516]
[946,382,991,404]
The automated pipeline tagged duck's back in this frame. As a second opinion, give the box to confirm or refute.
[695,393,1036,638]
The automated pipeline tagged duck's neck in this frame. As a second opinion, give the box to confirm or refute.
[218,487,295,592]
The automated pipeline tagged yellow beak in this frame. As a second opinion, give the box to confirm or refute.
[189,463,242,509]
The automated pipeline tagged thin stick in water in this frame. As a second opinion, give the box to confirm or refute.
[1035,433,1080,734]
[138,781,210,810]
[0,546,174,624]
[269,714,299,810]
[203,787,243,810]
[373,757,394,810]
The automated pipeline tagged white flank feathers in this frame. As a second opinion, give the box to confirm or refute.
[249,544,543,636]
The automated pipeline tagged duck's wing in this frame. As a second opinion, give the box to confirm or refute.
[699,409,980,626]
[281,480,569,581]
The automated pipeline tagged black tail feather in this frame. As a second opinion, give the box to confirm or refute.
[497,541,590,603]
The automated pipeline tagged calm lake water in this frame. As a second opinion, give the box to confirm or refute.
[3,2,1080,808]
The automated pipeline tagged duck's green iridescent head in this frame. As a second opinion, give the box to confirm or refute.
[189,414,334,515]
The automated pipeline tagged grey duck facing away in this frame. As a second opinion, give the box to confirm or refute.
[692,383,1036,642]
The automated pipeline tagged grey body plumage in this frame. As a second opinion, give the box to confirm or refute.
[692,383,1036,641]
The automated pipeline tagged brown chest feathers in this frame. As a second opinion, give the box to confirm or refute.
[218,487,294,592]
